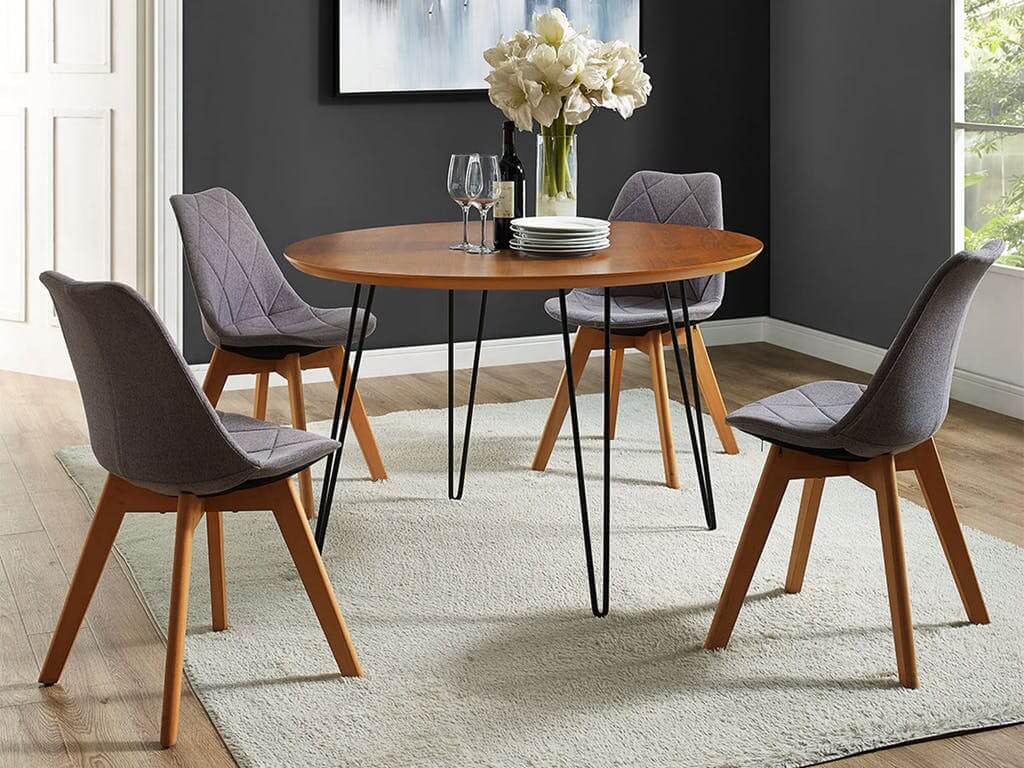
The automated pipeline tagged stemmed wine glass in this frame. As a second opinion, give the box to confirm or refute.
[466,154,501,254]
[447,154,475,250]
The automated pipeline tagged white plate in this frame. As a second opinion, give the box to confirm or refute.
[512,235,611,247]
[510,230,610,242]
[511,239,610,250]
[511,239,610,252]
[510,216,610,233]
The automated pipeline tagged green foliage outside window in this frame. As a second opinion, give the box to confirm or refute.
[963,0,1024,266]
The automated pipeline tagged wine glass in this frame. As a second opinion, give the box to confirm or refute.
[466,154,501,254]
[447,154,475,250]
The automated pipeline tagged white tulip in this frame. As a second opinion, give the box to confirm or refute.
[486,62,544,131]
[533,8,574,47]
[483,14,650,131]
[562,85,594,125]
[483,30,539,68]
[556,35,594,88]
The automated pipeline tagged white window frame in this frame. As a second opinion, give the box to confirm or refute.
[952,0,1024,277]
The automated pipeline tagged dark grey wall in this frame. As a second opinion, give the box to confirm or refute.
[770,0,952,348]
[182,0,770,363]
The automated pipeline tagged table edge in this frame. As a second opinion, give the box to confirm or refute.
[284,246,763,290]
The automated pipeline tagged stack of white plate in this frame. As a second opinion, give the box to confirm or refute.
[510,216,611,256]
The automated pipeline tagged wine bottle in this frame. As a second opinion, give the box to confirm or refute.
[494,120,526,249]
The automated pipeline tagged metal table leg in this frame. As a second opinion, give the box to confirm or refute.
[662,282,716,530]
[558,288,611,617]
[448,290,488,500]
[314,284,376,552]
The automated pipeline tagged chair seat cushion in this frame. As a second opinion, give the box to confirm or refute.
[213,306,376,351]
[217,411,339,488]
[545,291,718,330]
[726,380,868,454]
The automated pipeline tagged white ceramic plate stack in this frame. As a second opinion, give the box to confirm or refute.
[510,216,611,257]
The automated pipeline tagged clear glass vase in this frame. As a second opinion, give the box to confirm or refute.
[536,128,577,217]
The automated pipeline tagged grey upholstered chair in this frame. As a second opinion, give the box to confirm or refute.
[37,271,362,749]
[170,187,386,519]
[533,171,739,489]
[705,241,1005,689]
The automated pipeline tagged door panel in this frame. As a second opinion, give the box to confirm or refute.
[0,0,140,379]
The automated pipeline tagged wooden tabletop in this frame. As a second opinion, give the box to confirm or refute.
[284,221,763,290]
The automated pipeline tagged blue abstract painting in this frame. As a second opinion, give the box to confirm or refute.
[338,0,641,94]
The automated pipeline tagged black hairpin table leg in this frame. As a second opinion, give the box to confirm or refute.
[662,283,716,530]
[448,290,488,500]
[558,288,611,617]
[315,284,376,552]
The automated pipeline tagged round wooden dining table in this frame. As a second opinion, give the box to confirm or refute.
[285,220,763,616]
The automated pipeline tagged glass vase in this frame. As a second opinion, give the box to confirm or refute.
[536,128,577,217]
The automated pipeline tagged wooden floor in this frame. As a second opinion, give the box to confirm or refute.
[0,342,1021,767]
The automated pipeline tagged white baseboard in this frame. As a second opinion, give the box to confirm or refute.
[188,316,770,393]
[764,318,1024,420]
[188,313,1022,420]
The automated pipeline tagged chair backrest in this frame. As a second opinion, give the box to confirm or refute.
[170,187,308,347]
[40,271,258,495]
[598,170,726,307]
[833,240,1006,455]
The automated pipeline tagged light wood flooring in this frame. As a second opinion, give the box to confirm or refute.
[0,342,1021,767]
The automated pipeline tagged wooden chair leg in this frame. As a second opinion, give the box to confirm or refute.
[532,327,597,471]
[646,331,680,489]
[161,495,203,748]
[207,511,228,631]
[873,456,919,689]
[201,348,230,407]
[688,326,739,455]
[282,353,315,519]
[785,477,825,593]
[253,371,270,419]
[608,347,625,439]
[329,349,387,481]
[705,445,790,649]
[270,480,362,677]
[910,438,989,624]
[38,475,126,685]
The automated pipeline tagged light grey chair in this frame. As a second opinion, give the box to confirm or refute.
[533,171,739,489]
[36,271,362,749]
[170,187,386,520]
[705,241,1005,689]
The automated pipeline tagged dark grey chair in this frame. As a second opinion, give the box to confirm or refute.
[533,171,739,490]
[705,241,1005,689]
[170,187,386,520]
[36,271,362,749]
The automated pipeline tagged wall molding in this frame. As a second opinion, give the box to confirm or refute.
[187,314,1022,421]
[188,316,770,393]
[763,318,1024,420]
[153,0,183,345]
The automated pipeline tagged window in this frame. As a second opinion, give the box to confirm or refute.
[954,0,1024,268]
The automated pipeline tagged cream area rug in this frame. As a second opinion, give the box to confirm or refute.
[57,391,1023,768]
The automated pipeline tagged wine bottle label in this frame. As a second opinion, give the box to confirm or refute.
[494,181,515,219]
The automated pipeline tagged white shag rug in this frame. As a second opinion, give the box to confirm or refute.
[56,391,1023,768]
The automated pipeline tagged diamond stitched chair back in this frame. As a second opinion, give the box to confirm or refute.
[578,169,725,316]
[41,271,256,495]
[171,187,387,516]
[37,271,362,749]
[706,242,1005,690]
[533,171,740,490]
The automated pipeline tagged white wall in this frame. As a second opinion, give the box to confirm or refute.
[955,266,1024,392]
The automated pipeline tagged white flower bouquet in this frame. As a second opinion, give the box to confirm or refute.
[484,9,652,215]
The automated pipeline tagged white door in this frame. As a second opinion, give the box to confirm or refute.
[0,0,145,379]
